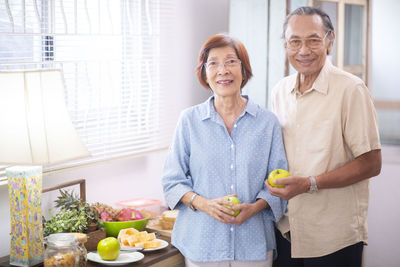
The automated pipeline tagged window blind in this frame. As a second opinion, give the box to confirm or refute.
[0,0,176,179]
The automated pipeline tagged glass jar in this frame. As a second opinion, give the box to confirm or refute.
[70,233,88,267]
[44,233,79,267]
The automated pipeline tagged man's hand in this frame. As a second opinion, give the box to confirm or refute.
[265,176,310,200]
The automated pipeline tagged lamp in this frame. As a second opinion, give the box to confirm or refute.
[0,69,90,266]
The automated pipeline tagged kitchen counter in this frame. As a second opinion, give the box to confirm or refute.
[0,236,184,267]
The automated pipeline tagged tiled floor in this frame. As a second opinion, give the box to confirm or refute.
[364,145,400,267]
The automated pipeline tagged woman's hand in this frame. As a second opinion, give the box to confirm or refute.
[230,199,269,226]
[190,194,269,225]
[193,194,239,224]
[230,203,256,226]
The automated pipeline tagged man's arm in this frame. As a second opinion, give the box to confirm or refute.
[316,149,381,189]
[267,149,382,200]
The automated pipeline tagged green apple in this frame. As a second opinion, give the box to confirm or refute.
[97,237,120,261]
[223,196,241,216]
[268,169,290,188]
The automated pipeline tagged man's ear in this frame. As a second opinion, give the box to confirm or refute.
[327,31,335,54]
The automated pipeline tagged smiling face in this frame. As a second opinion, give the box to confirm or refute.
[205,46,243,98]
[285,14,334,80]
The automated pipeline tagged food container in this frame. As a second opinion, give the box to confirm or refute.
[115,198,164,218]
[70,233,87,267]
[44,233,79,267]
[85,228,106,251]
[103,218,150,237]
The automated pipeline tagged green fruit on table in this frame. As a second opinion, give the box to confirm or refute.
[223,196,241,216]
[97,237,120,261]
[268,169,290,188]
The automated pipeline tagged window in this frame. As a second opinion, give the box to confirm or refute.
[309,0,368,81]
[0,0,175,178]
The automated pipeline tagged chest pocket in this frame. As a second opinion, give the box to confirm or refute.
[302,120,334,153]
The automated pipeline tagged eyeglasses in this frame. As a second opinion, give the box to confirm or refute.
[204,59,241,71]
[286,31,330,51]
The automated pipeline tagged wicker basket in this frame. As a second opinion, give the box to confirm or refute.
[85,228,106,251]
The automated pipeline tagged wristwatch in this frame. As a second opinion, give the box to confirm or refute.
[308,176,318,193]
[189,193,198,211]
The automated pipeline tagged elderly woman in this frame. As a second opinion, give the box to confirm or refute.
[162,33,287,267]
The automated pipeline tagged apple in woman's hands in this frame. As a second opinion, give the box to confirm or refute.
[223,196,241,216]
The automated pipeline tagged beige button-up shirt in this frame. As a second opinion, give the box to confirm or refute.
[271,59,381,258]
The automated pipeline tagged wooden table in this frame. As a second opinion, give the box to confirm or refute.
[0,236,184,267]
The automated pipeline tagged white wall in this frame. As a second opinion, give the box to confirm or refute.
[365,146,400,267]
[364,1,400,266]
[229,0,270,108]
[0,0,229,257]
[369,0,400,101]
[369,0,400,144]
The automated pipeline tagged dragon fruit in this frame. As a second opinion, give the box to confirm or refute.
[100,211,112,222]
[115,208,144,221]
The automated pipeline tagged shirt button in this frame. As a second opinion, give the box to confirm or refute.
[231,144,234,149]
[230,185,234,190]
[230,164,234,169]
[230,227,234,232]
[234,124,237,128]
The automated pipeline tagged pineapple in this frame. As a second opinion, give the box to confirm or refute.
[54,189,81,210]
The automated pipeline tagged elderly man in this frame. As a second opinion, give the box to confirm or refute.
[267,6,381,267]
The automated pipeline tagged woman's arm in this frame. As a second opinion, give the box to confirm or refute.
[162,112,194,210]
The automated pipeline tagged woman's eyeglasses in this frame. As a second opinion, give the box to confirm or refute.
[204,59,241,71]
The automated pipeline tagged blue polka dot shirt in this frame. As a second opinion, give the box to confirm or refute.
[162,95,287,262]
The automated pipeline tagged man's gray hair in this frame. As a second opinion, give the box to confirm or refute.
[282,6,335,39]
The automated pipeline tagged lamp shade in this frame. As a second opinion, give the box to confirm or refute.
[0,69,90,165]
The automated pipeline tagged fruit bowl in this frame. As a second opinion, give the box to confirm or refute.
[103,217,150,237]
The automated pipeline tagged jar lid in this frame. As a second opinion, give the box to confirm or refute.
[46,233,78,247]
[69,233,88,243]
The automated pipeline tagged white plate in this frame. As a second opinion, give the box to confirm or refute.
[87,251,144,266]
[120,239,169,252]
[120,246,143,252]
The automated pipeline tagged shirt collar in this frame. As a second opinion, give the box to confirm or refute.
[201,95,257,121]
[288,58,332,95]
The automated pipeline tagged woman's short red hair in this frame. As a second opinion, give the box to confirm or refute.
[196,33,253,90]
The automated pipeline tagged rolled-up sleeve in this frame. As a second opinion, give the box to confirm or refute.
[162,112,193,209]
[257,119,287,222]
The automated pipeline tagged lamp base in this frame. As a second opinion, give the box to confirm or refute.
[7,166,44,267]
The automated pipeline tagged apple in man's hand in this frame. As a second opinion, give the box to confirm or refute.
[223,196,241,216]
[268,169,290,188]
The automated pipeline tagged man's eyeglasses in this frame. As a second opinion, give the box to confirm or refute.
[286,31,331,51]
[204,59,241,71]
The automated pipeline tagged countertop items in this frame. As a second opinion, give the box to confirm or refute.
[0,236,184,267]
